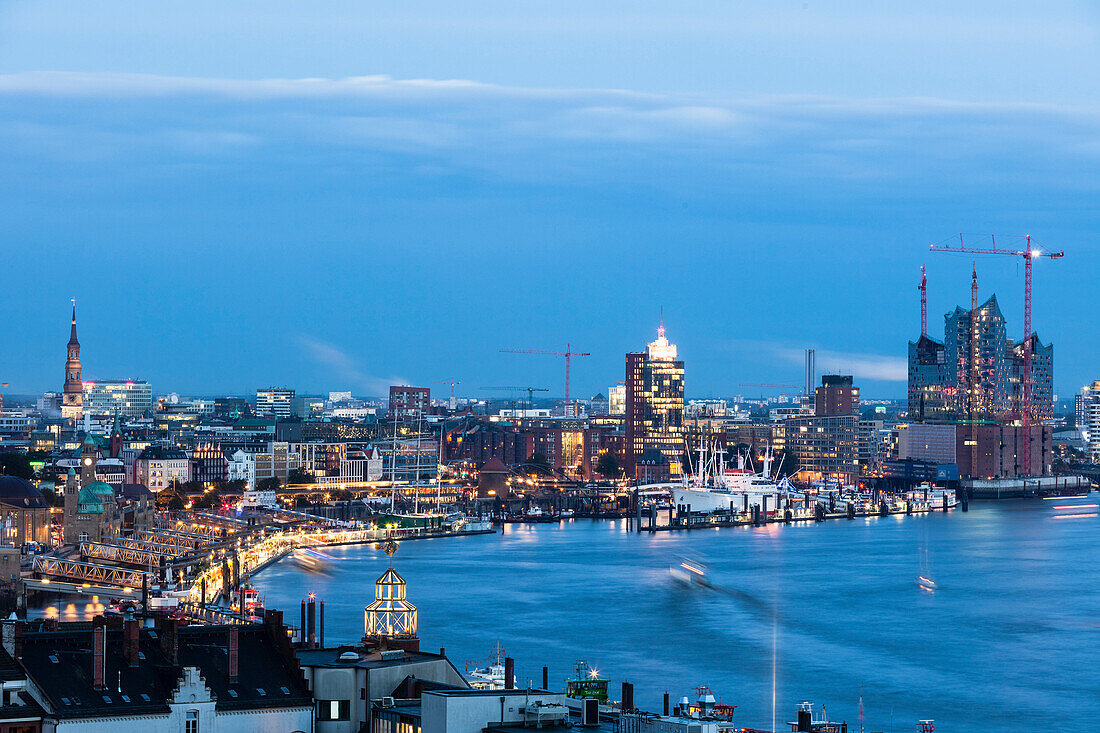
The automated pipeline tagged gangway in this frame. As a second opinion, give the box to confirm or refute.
[80,542,165,568]
[266,507,355,528]
[100,536,189,558]
[33,556,154,588]
[135,529,211,549]
[193,512,250,528]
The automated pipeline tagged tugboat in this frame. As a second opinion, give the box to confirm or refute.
[676,686,737,728]
[565,660,609,702]
[786,701,847,732]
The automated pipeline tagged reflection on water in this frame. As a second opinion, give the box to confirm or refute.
[249,498,1099,731]
[38,596,106,621]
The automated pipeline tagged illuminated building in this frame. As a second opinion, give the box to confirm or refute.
[625,325,685,478]
[61,303,83,420]
[815,375,859,416]
[608,385,626,416]
[256,386,295,418]
[135,445,190,492]
[909,294,1054,424]
[1082,381,1100,463]
[784,375,862,483]
[82,379,153,417]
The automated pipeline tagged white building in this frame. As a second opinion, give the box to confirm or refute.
[134,445,190,492]
[82,380,153,417]
[608,385,626,416]
[256,387,295,418]
[1083,380,1100,463]
[227,450,257,488]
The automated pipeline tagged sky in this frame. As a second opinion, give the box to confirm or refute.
[1,1,1098,400]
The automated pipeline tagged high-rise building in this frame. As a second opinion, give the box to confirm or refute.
[625,325,685,478]
[82,380,153,417]
[908,294,1054,424]
[62,303,83,420]
[815,375,859,416]
[256,387,295,418]
[1083,381,1100,463]
[389,385,430,419]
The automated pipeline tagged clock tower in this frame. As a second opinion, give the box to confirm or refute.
[61,300,83,420]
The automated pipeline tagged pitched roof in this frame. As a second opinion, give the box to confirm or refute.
[18,623,311,719]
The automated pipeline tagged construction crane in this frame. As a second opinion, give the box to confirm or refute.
[919,265,927,336]
[433,380,461,409]
[482,387,549,410]
[930,234,1064,476]
[500,345,590,414]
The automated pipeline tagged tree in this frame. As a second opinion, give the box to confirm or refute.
[596,453,620,479]
[256,477,281,492]
[287,469,315,485]
[156,488,185,511]
[525,452,551,473]
[192,490,221,509]
[0,453,34,480]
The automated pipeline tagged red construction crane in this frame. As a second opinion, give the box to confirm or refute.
[930,234,1064,476]
[919,265,927,336]
[433,380,461,407]
[500,344,590,413]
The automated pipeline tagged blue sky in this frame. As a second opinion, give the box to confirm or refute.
[1,1,1098,399]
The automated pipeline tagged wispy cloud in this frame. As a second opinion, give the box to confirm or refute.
[297,337,406,397]
[1,71,1097,193]
[774,346,907,382]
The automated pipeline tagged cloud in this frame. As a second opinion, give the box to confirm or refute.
[1,71,1097,192]
[297,337,406,397]
[774,347,907,382]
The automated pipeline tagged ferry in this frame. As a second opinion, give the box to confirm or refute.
[669,557,711,588]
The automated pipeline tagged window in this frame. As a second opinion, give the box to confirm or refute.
[317,699,351,721]
[186,710,198,733]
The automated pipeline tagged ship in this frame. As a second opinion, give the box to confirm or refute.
[669,438,781,516]
[465,641,507,690]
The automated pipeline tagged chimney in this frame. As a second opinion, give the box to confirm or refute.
[504,657,515,690]
[306,598,316,649]
[542,666,548,690]
[622,682,633,711]
[319,600,325,649]
[123,617,140,667]
[300,601,306,644]
[228,626,239,684]
[92,621,106,690]
[160,618,179,665]
[663,692,670,716]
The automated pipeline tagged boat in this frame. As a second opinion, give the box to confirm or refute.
[916,575,938,592]
[465,641,507,690]
[565,660,608,702]
[521,506,559,523]
[676,686,737,727]
[669,438,781,516]
[669,557,711,588]
[908,484,958,510]
[290,547,334,573]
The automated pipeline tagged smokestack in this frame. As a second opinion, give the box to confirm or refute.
[300,600,306,645]
[160,618,179,665]
[440,647,446,658]
[123,617,140,667]
[805,348,816,399]
[621,682,634,711]
[307,598,317,648]
[663,692,670,716]
[504,657,515,690]
[319,601,325,649]
[92,620,106,690]
[228,626,239,684]
[797,708,812,732]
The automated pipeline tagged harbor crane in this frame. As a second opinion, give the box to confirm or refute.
[500,345,590,413]
[930,234,1064,476]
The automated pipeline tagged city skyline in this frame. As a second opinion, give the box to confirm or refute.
[2,2,1097,397]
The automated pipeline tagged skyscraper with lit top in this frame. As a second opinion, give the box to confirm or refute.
[625,323,685,478]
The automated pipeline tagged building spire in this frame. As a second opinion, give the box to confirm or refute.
[658,305,665,338]
[69,298,79,345]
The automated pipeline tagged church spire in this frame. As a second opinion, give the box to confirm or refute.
[69,298,79,346]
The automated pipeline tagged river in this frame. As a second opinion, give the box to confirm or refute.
[252,497,1099,732]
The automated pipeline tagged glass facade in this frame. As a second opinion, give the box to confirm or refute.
[82,380,153,417]
[626,328,685,477]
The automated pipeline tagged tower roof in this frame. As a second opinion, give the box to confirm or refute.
[68,302,79,347]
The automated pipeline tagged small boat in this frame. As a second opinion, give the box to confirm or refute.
[290,547,334,573]
[670,557,711,588]
[559,509,575,518]
[916,575,937,592]
[465,641,507,690]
